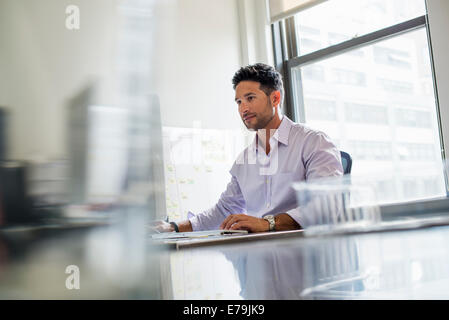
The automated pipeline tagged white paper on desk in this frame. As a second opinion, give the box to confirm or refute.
[151,229,248,240]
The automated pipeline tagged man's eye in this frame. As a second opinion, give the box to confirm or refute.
[248,96,254,101]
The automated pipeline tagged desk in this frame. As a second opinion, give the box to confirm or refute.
[156,229,304,250]
[2,217,449,299]
[165,221,449,299]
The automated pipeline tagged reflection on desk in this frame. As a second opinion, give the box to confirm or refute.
[2,221,449,299]
[164,224,449,299]
[165,236,360,299]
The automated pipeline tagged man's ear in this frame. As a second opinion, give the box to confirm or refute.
[271,91,281,107]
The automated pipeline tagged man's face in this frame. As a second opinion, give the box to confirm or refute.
[234,80,276,131]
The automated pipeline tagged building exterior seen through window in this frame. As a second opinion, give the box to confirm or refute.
[285,0,445,203]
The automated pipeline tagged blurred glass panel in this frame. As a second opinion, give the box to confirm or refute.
[293,161,449,235]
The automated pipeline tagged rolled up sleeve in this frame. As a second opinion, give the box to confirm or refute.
[285,206,304,228]
[189,175,246,231]
[303,132,343,181]
[286,206,320,229]
[286,131,343,228]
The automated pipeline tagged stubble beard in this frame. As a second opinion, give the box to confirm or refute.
[243,101,275,132]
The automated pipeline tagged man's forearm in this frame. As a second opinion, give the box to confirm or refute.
[175,214,298,233]
[275,213,301,231]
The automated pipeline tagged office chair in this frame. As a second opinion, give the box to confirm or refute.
[340,151,352,175]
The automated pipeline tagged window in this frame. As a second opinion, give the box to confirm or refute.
[373,46,411,69]
[345,103,388,125]
[397,143,436,161]
[330,69,367,87]
[273,0,445,204]
[298,25,322,53]
[294,0,426,56]
[395,109,431,128]
[346,141,392,161]
[328,33,365,57]
[377,78,414,94]
[304,98,336,121]
[302,65,325,81]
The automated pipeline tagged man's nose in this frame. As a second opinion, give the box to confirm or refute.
[239,102,250,115]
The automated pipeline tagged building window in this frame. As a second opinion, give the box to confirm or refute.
[395,109,432,128]
[373,46,412,69]
[397,143,436,161]
[345,103,388,125]
[330,69,367,87]
[302,65,325,82]
[304,98,337,121]
[346,140,392,161]
[377,78,414,94]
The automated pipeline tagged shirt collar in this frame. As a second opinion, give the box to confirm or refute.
[250,115,292,151]
[272,115,292,146]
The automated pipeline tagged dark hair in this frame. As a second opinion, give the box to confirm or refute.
[232,63,284,106]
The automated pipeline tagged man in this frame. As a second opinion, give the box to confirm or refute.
[155,63,343,233]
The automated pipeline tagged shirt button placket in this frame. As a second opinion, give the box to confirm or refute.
[266,176,271,208]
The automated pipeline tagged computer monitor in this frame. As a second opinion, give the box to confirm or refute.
[122,95,167,221]
[68,85,167,220]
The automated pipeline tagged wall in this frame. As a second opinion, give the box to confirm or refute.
[0,0,118,160]
[0,0,248,161]
[151,0,243,130]
[237,0,274,66]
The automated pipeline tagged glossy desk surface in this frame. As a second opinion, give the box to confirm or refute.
[1,217,449,299]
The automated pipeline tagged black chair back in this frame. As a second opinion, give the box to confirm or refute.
[340,151,352,175]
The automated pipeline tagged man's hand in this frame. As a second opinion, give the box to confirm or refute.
[148,220,175,233]
[220,214,269,233]
[148,219,193,233]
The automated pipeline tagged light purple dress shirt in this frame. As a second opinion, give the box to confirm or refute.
[188,116,343,231]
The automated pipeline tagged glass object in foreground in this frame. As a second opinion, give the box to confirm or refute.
[293,160,449,234]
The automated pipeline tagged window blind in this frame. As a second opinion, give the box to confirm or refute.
[269,0,328,23]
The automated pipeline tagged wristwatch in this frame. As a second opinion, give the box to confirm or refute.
[263,215,275,231]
